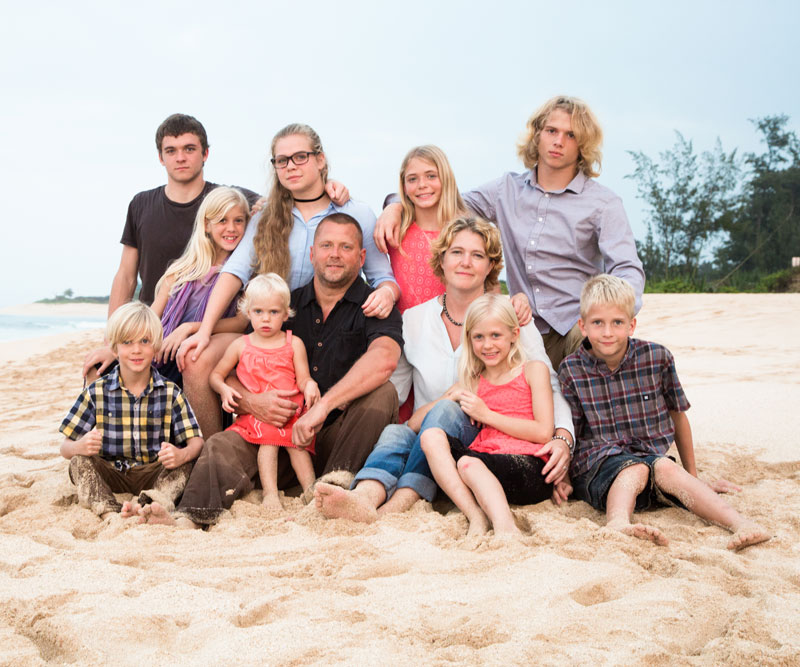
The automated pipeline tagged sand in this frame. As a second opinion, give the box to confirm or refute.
[1,295,798,666]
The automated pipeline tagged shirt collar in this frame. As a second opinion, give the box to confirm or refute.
[107,364,162,394]
[525,167,587,194]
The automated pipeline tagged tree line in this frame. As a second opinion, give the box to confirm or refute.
[627,116,800,292]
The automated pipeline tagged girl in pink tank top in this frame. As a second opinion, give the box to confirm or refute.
[209,274,320,510]
[420,295,556,537]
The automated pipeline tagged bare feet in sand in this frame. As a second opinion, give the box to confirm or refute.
[466,514,491,538]
[314,482,378,523]
[120,500,140,519]
[261,493,284,512]
[137,502,177,526]
[728,521,771,551]
[607,520,669,546]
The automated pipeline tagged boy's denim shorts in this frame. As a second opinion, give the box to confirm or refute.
[574,453,685,513]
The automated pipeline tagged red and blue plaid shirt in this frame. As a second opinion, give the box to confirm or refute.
[59,366,201,465]
[558,338,690,480]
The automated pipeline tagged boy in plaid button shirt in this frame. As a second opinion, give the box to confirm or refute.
[60,302,203,519]
[559,275,769,551]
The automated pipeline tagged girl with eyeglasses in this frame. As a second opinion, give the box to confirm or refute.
[176,123,399,437]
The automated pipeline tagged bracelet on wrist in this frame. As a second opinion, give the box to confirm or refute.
[551,434,574,457]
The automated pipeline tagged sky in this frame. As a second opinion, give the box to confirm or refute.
[2,0,798,307]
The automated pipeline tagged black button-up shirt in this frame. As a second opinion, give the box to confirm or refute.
[287,278,404,397]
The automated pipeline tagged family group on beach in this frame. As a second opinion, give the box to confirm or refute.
[58,96,770,551]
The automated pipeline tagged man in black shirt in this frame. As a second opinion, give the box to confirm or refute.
[82,113,258,379]
[143,213,403,527]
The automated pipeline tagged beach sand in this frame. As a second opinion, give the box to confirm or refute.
[1,295,798,665]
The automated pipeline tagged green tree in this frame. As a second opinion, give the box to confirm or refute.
[627,133,740,282]
[715,116,800,280]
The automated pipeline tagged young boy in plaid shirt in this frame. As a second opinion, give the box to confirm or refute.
[60,302,203,519]
[559,275,769,550]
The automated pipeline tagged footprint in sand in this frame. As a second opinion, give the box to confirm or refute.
[569,580,628,607]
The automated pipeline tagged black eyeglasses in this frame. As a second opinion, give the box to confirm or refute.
[270,151,319,169]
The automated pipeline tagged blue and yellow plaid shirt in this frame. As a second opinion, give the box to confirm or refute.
[59,366,202,464]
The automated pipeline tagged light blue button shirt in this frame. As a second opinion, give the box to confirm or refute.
[222,199,396,290]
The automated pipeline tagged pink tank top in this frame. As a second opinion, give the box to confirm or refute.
[468,371,549,459]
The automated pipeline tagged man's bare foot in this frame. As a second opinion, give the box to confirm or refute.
[727,521,771,551]
[262,493,284,512]
[121,500,141,518]
[314,482,377,523]
[138,502,177,526]
[608,520,669,546]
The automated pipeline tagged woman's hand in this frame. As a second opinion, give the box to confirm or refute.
[361,284,395,319]
[177,331,210,372]
[158,323,193,364]
[326,180,350,206]
[510,292,533,327]
[539,436,571,485]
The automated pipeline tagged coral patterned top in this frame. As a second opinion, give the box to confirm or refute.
[468,371,549,460]
[388,222,445,313]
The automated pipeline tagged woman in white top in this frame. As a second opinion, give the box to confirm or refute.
[314,216,575,523]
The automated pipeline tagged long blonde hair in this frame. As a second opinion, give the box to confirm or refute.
[252,124,327,279]
[156,187,251,296]
[516,95,603,178]
[398,145,465,242]
[458,294,527,391]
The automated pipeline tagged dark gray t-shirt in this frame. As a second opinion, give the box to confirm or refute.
[120,182,259,304]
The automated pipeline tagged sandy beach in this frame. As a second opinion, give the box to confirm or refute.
[1,294,798,666]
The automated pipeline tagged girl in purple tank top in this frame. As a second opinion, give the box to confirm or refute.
[150,187,251,384]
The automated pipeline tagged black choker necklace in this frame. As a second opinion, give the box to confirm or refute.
[294,191,326,203]
[441,293,463,327]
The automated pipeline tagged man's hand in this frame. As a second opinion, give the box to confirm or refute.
[82,346,116,378]
[157,442,185,469]
[326,180,350,206]
[74,430,103,456]
[373,203,403,253]
[510,292,533,327]
[177,331,210,372]
[240,388,299,427]
[292,401,328,449]
[540,437,571,485]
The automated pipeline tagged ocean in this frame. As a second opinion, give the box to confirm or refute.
[0,313,106,342]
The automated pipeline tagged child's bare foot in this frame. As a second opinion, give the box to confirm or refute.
[120,500,140,518]
[466,514,491,538]
[138,502,176,526]
[608,520,669,546]
[727,521,771,551]
[261,493,284,512]
[314,482,377,523]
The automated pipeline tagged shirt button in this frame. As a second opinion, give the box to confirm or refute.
[535,288,540,293]
[313,366,318,372]
[527,265,532,270]
[317,342,323,347]
[538,217,543,222]
[545,194,550,198]
[315,319,321,324]
[530,240,535,246]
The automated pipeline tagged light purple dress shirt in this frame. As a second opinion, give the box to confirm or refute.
[463,169,645,336]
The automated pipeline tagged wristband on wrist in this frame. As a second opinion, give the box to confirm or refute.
[551,434,574,457]
[378,284,396,303]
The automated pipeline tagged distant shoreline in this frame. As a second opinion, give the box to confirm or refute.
[0,302,108,317]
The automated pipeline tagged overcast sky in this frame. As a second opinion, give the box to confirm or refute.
[2,0,798,306]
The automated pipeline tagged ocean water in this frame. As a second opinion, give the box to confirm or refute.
[0,313,106,342]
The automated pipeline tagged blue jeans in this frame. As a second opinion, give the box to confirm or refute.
[352,399,479,502]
